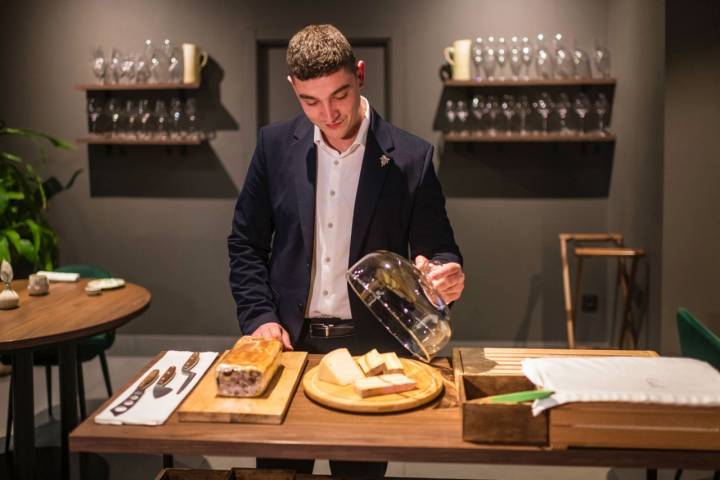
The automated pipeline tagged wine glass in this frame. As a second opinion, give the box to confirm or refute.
[593,40,611,78]
[106,98,122,137]
[168,46,183,84]
[120,54,136,84]
[124,100,137,139]
[108,48,122,84]
[155,99,169,139]
[134,53,151,84]
[444,99,456,127]
[573,42,592,79]
[508,36,522,81]
[169,97,183,138]
[555,93,572,133]
[533,92,553,134]
[535,34,554,79]
[482,36,497,81]
[553,33,575,79]
[573,93,591,133]
[87,98,102,134]
[472,37,484,81]
[520,36,534,80]
[501,95,515,135]
[514,95,532,135]
[91,47,106,84]
[455,100,469,133]
[594,93,609,134]
[484,95,501,134]
[471,94,485,128]
[138,99,151,138]
[185,98,198,138]
[495,37,507,80]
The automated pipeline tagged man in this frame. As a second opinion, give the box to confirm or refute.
[228,24,464,477]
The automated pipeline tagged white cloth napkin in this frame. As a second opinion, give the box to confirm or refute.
[95,350,218,426]
[36,271,79,282]
[521,356,720,416]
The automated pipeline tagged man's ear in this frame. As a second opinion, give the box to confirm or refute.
[356,60,366,88]
[287,75,294,87]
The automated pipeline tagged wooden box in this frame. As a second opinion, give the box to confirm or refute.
[454,347,720,450]
[154,469,232,480]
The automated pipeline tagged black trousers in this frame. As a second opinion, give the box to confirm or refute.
[256,318,389,478]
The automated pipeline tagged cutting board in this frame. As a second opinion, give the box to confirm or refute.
[303,358,444,413]
[177,350,307,424]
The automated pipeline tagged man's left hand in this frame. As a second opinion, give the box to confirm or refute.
[415,255,465,303]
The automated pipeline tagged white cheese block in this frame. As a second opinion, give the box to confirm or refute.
[318,348,365,386]
[357,348,385,376]
[354,373,417,398]
[382,352,404,374]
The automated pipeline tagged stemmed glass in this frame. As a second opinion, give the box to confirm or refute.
[185,98,198,139]
[87,98,102,134]
[472,37,484,81]
[444,100,456,128]
[594,93,609,134]
[501,95,515,135]
[514,95,532,135]
[593,40,611,78]
[91,47,106,84]
[553,33,575,79]
[555,93,572,133]
[169,97,183,138]
[495,37,507,80]
[535,34,554,79]
[168,46,183,84]
[155,100,169,139]
[573,93,591,133]
[508,36,522,81]
[573,42,592,79]
[484,95,501,135]
[471,94,485,130]
[533,92,553,134]
[135,52,151,84]
[106,99,122,137]
[108,48,122,84]
[124,100,137,139]
[520,36,533,80]
[138,99,151,139]
[482,36,497,81]
[120,55,136,84]
[455,100,469,133]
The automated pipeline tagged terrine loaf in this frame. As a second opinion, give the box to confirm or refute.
[215,336,283,397]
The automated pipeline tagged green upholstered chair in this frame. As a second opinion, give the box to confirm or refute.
[3,265,116,453]
[677,307,720,370]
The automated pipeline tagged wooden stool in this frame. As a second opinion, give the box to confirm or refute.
[560,233,645,349]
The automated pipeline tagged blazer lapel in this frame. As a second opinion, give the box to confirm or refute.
[290,118,316,265]
[349,110,395,264]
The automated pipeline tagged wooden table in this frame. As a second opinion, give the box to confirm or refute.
[70,353,720,474]
[0,279,150,480]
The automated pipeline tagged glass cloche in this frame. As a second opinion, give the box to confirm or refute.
[346,250,452,362]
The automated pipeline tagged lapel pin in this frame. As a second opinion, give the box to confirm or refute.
[379,154,391,167]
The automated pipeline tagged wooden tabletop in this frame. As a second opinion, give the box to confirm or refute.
[69,353,720,469]
[0,279,151,352]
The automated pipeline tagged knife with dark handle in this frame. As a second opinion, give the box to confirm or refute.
[153,366,177,398]
[176,352,200,395]
[110,368,159,416]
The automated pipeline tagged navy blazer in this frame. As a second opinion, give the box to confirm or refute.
[228,109,462,350]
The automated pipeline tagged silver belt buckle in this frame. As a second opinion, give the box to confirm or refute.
[322,324,333,337]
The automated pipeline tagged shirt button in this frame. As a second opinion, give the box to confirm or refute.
[322,290,329,296]
[328,222,333,228]
[334,160,339,166]
[325,257,331,263]
[330,190,336,196]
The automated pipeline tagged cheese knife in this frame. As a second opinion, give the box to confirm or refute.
[176,352,200,395]
[110,368,159,416]
[152,365,177,398]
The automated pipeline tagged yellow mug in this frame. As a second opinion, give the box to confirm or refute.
[443,39,472,81]
[182,43,209,84]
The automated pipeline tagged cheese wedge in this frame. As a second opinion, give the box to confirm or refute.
[382,352,404,374]
[357,349,385,376]
[354,373,417,398]
[318,348,365,386]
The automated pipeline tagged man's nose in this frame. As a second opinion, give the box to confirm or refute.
[322,102,337,122]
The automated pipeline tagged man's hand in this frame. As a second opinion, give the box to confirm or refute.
[415,255,465,303]
[252,322,293,351]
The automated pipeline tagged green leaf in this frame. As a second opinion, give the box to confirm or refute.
[0,127,74,150]
[0,236,9,262]
[1,151,22,163]
[25,219,41,251]
[0,188,8,217]
[4,229,38,263]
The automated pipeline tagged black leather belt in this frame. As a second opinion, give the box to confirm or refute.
[308,318,355,338]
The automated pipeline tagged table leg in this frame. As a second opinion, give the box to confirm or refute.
[11,350,35,480]
[59,342,78,480]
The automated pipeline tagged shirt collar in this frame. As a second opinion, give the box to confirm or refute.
[314,96,371,155]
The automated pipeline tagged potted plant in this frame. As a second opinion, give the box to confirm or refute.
[0,121,81,277]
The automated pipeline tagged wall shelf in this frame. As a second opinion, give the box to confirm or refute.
[75,82,200,91]
[444,78,616,87]
[77,135,204,145]
[443,131,615,143]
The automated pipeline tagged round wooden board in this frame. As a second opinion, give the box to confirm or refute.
[302,358,444,413]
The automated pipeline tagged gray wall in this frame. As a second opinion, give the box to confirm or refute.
[0,1,665,348]
[662,0,720,354]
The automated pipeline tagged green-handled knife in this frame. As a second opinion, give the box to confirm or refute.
[472,389,554,405]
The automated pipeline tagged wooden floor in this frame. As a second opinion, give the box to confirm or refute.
[0,355,713,479]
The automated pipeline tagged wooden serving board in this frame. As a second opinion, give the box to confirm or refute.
[177,351,307,425]
[303,358,444,413]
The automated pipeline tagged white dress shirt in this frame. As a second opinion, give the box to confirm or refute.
[307,96,371,318]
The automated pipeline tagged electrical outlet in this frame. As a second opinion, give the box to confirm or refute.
[581,294,598,312]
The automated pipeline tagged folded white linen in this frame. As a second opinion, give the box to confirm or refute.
[36,271,79,282]
[521,356,720,416]
[94,350,218,426]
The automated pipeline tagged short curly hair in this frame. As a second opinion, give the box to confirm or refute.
[287,24,357,80]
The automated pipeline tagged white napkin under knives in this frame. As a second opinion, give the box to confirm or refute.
[522,356,720,416]
[94,350,218,426]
